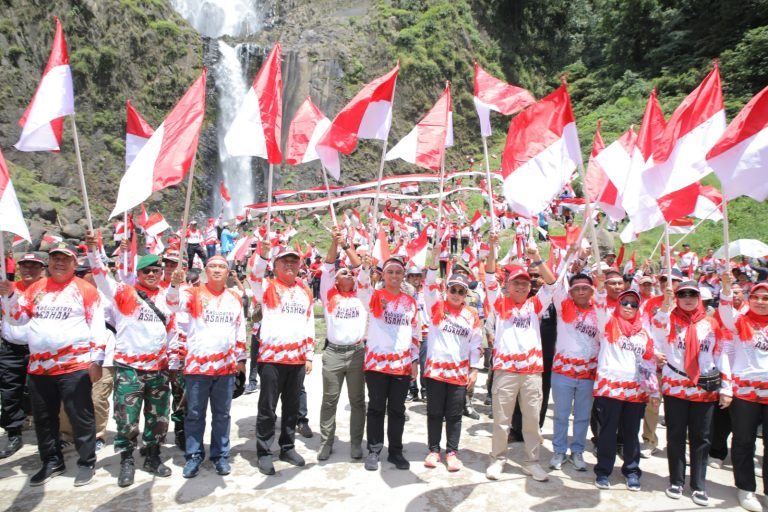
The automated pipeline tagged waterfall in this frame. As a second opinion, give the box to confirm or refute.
[169,0,261,38]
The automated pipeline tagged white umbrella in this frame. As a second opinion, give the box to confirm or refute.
[714,239,768,259]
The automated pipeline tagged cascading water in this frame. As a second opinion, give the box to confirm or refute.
[170,0,263,218]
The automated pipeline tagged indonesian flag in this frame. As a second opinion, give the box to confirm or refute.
[110,71,206,217]
[125,100,154,168]
[456,199,467,212]
[399,182,419,194]
[146,234,165,256]
[624,251,637,275]
[12,235,25,248]
[692,184,724,222]
[405,229,429,268]
[317,63,399,178]
[42,233,63,245]
[707,85,768,202]
[462,245,475,264]
[372,228,391,264]
[586,120,630,221]
[386,82,452,170]
[224,42,283,164]
[442,202,456,216]
[285,96,333,168]
[228,235,254,262]
[0,148,31,241]
[473,63,535,137]
[470,209,486,231]
[136,203,149,230]
[15,17,74,152]
[219,181,231,202]
[501,83,582,217]
[632,66,726,232]
[144,212,170,237]
[668,217,694,234]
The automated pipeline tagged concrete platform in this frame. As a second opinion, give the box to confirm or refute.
[0,363,760,511]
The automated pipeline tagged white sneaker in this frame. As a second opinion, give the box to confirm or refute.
[549,452,567,470]
[486,459,505,480]
[737,490,762,512]
[639,442,655,459]
[570,452,588,471]
[707,457,724,469]
[522,463,549,482]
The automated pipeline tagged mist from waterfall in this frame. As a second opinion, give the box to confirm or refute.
[169,0,261,38]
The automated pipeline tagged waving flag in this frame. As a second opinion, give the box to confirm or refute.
[144,213,170,237]
[586,120,630,221]
[372,228,391,264]
[285,97,333,167]
[399,182,419,194]
[501,84,582,217]
[473,63,535,137]
[0,149,31,241]
[224,42,283,164]
[110,71,207,217]
[125,100,154,168]
[470,210,486,231]
[405,229,429,268]
[317,64,399,177]
[219,181,231,202]
[15,16,74,152]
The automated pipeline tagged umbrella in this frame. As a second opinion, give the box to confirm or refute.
[714,239,768,259]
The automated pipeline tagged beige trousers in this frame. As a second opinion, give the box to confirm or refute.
[491,371,542,462]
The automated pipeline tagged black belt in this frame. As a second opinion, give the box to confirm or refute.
[326,341,364,352]
[1,339,30,352]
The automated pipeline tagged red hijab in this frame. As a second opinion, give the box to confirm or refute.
[670,299,707,384]
[605,290,643,343]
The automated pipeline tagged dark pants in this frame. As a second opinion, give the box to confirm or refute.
[184,374,234,462]
[450,237,457,253]
[593,396,645,478]
[187,243,207,269]
[365,370,410,455]
[664,395,714,491]
[709,404,731,461]
[409,337,428,395]
[425,378,465,453]
[0,341,30,435]
[460,237,469,250]
[248,333,260,385]
[312,278,321,301]
[730,397,768,493]
[256,363,305,456]
[298,385,308,425]
[28,370,96,468]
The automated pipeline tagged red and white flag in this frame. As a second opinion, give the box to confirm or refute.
[135,203,149,230]
[285,96,334,168]
[691,184,724,221]
[372,228,391,264]
[470,209,486,231]
[667,217,694,234]
[42,233,63,245]
[15,17,74,152]
[405,229,429,268]
[0,148,31,241]
[399,182,419,194]
[386,82,452,171]
[219,181,231,202]
[125,100,154,168]
[12,235,26,248]
[473,63,535,137]
[501,83,582,217]
[110,71,206,217]
[317,63,399,178]
[623,251,637,275]
[585,120,630,221]
[224,42,283,164]
[707,85,768,202]
[228,235,254,262]
[144,212,170,237]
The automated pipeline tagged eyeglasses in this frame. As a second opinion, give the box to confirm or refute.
[676,291,699,299]
[750,295,768,303]
[448,287,467,296]
[619,300,639,309]
[140,268,162,275]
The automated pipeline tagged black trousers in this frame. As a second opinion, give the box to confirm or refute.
[730,397,768,493]
[664,395,714,491]
[0,341,30,434]
[409,337,428,394]
[450,237,458,253]
[298,385,308,425]
[187,243,207,269]
[248,333,260,384]
[365,370,410,455]
[256,363,305,456]
[593,396,645,478]
[460,237,469,250]
[425,378,465,453]
[28,370,96,468]
[709,404,731,460]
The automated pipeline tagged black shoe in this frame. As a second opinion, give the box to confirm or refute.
[258,455,276,475]
[143,445,172,477]
[74,465,95,487]
[406,389,419,402]
[297,423,313,439]
[387,452,410,470]
[484,395,492,406]
[0,435,23,458]
[508,429,524,443]
[279,449,306,467]
[463,406,480,420]
[118,452,135,488]
[364,452,379,471]
[30,460,65,486]
[421,389,427,401]
[175,430,186,451]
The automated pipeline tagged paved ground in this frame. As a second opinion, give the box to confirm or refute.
[0,363,761,512]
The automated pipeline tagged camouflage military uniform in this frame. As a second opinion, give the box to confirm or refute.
[113,366,171,452]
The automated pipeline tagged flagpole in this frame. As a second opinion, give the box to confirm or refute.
[266,163,275,237]
[369,81,398,244]
[123,211,129,271]
[179,155,197,266]
[0,232,6,280]
[481,136,496,230]
[723,199,731,273]
[433,152,447,245]
[668,206,722,251]
[664,223,673,284]
[554,213,592,284]
[321,167,338,226]
[575,162,602,273]
[649,230,665,261]
[71,116,93,231]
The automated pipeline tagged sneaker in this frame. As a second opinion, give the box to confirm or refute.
[364,452,379,471]
[424,452,441,468]
[463,406,480,420]
[387,452,410,470]
[707,457,724,469]
[0,435,23,458]
[445,452,463,472]
[626,473,641,491]
[639,442,653,459]
[665,485,683,499]
[317,444,332,461]
[594,475,610,489]
[244,382,258,394]
[350,444,363,460]
[486,459,505,480]
[738,490,762,512]
[549,452,567,470]
[74,465,95,487]
[691,490,709,507]
[522,463,549,482]
[570,452,588,472]
[406,389,419,402]
[258,455,275,476]
[95,438,105,453]
[182,456,203,478]
[297,423,313,439]
[279,449,306,467]
[214,459,231,476]
[30,460,65,486]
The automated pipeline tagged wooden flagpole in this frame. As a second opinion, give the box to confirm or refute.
[368,80,398,244]
[321,167,338,226]
[71,116,93,231]
[433,152,447,245]
[723,199,731,272]
[481,136,496,230]
[123,211,129,271]
[179,155,197,266]
[265,163,275,237]
[664,223,673,285]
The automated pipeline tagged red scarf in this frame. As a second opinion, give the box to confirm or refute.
[560,299,593,324]
[670,303,707,384]
[605,307,643,343]
[326,287,356,314]
[735,309,768,343]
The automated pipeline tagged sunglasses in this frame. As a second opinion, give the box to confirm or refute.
[676,291,699,299]
[619,300,639,309]
[140,267,162,275]
[448,287,467,296]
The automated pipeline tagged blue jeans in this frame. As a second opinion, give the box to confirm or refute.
[206,244,217,259]
[184,374,234,462]
[551,372,594,454]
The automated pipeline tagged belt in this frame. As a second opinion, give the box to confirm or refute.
[1,338,30,352]
[326,341,364,352]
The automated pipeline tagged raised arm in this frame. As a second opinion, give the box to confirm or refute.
[85,231,119,300]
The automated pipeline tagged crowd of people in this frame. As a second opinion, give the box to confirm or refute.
[2,211,768,512]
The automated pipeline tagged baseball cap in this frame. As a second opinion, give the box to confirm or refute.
[451,262,472,276]
[18,252,46,266]
[162,250,181,263]
[275,247,301,260]
[49,242,78,259]
[505,265,531,282]
[446,273,470,289]
[638,275,654,285]
[618,289,641,302]
[406,266,422,275]
[699,287,713,301]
